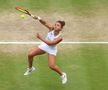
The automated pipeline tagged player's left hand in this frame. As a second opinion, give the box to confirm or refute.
[36,33,42,40]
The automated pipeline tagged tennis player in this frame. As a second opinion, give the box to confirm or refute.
[24,16,67,84]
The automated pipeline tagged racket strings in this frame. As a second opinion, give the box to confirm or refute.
[15,7,31,15]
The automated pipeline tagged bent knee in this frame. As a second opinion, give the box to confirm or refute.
[48,64,56,69]
[28,52,34,58]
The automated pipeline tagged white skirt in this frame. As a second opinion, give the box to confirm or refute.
[38,42,57,56]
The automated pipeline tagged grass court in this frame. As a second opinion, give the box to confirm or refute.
[0,0,108,90]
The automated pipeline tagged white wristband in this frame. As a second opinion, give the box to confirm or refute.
[37,16,41,20]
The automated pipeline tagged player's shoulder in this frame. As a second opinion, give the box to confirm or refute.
[48,26,54,32]
[57,35,63,40]
[58,33,63,38]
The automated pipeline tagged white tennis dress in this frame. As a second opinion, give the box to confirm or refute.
[38,30,61,56]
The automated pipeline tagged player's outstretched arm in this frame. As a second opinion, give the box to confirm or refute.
[32,16,54,31]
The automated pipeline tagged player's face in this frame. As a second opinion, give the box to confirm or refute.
[54,22,62,31]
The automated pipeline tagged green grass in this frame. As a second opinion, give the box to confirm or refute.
[0,0,108,15]
[0,0,108,90]
[0,45,108,90]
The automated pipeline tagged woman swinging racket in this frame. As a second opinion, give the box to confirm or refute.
[24,16,67,84]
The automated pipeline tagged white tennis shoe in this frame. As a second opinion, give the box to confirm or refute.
[61,72,67,84]
[24,67,35,75]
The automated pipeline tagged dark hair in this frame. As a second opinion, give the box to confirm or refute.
[57,20,65,28]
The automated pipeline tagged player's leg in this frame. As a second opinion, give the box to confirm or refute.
[48,54,62,75]
[48,54,67,84]
[24,48,45,75]
[28,47,45,69]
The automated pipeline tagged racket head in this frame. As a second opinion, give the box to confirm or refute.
[15,6,31,16]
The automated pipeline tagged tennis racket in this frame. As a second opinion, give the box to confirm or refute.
[15,6,34,17]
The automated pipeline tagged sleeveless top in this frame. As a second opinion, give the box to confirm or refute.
[38,30,61,55]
